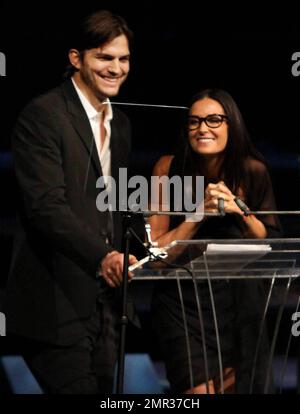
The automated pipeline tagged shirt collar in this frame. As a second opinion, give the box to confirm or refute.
[71,77,113,122]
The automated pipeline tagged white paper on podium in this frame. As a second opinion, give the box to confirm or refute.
[204,243,272,273]
[206,243,272,253]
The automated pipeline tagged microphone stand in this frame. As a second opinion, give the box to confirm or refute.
[116,212,167,393]
[116,211,132,394]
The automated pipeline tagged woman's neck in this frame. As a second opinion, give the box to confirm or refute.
[196,154,224,181]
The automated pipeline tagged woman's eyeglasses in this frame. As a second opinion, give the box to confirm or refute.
[188,114,228,130]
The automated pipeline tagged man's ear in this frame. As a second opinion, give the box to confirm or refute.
[68,49,82,70]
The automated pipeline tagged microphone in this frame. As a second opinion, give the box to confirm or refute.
[234,197,250,216]
[218,197,225,217]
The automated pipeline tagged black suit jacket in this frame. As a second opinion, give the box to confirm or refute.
[3,79,131,345]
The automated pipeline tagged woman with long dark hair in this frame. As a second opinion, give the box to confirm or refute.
[149,89,281,393]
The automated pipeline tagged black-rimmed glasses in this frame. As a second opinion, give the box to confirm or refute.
[188,114,228,130]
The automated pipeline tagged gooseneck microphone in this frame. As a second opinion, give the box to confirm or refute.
[234,197,250,216]
[218,197,225,217]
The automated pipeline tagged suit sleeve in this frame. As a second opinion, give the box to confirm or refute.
[12,102,113,276]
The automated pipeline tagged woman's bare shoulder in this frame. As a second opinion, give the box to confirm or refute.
[152,155,174,176]
[246,157,268,175]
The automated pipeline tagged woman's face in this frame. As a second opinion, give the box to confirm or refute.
[188,97,228,157]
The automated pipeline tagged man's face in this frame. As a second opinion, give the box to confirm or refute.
[70,34,130,104]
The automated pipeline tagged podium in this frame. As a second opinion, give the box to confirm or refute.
[132,238,300,394]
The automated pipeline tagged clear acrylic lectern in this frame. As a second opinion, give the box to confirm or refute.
[133,238,300,394]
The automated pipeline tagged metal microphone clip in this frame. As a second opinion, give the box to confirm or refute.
[144,222,156,248]
[144,221,167,262]
[128,222,168,272]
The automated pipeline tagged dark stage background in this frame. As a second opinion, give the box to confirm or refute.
[0,1,300,393]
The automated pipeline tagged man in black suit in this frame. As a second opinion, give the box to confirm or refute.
[2,10,138,393]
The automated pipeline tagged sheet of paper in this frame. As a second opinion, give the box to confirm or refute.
[206,243,271,252]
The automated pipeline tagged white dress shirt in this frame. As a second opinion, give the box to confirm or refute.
[71,78,113,186]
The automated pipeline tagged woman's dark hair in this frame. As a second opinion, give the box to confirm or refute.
[65,10,133,77]
[182,88,265,194]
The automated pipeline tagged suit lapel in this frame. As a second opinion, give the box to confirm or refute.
[61,79,103,177]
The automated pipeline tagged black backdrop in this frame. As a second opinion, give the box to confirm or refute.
[1,1,300,274]
[1,3,300,393]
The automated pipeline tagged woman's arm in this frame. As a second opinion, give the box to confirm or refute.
[204,180,267,239]
[149,155,202,247]
[240,214,267,238]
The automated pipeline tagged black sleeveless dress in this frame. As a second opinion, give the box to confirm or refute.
[151,155,281,393]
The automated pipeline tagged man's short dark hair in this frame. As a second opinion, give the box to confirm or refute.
[65,10,133,78]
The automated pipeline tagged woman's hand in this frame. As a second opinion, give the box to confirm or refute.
[204,181,244,215]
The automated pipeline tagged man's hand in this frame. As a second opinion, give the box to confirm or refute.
[99,251,138,288]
